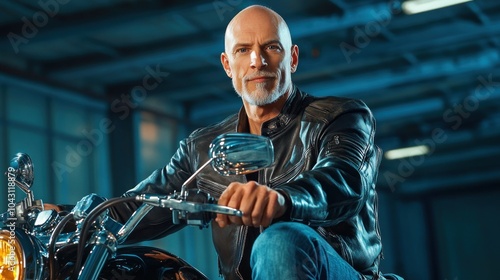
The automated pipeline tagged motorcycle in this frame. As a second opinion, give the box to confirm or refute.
[0,133,274,280]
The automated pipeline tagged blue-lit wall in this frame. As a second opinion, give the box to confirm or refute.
[0,88,222,278]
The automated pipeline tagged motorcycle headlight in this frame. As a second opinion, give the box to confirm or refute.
[0,229,24,280]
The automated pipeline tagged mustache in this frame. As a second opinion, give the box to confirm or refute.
[244,71,277,81]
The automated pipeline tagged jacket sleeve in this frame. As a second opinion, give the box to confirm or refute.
[276,100,380,227]
[108,137,196,243]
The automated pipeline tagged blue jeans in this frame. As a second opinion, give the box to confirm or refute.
[250,222,362,280]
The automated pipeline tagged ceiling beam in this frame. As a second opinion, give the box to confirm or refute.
[0,63,105,109]
[49,13,500,99]
[306,49,500,97]
[53,20,500,109]
[48,2,400,79]
[0,6,158,51]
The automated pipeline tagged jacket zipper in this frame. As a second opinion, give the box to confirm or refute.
[234,174,251,280]
[235,225,247,279]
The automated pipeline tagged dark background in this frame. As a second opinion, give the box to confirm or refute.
[1,0,499,279]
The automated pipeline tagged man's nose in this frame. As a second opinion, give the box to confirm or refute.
[250,50,268,69]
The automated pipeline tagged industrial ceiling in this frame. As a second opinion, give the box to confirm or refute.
[1,0,499,194]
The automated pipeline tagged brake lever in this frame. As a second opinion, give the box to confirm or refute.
[136,194,243,217]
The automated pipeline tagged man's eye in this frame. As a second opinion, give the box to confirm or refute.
[267,45,281,51]
[236,48,248,53]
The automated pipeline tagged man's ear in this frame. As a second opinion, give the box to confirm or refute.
[221,52,232,78]
[290,44,299,73]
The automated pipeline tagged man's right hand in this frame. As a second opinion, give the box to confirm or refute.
[215,181,287,228]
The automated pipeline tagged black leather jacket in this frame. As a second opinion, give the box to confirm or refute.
[111,86,383,279]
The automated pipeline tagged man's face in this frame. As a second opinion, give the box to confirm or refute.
[221,12,298,106]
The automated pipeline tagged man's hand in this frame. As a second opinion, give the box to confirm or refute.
[215,181,287,228]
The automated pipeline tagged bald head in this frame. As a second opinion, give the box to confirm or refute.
[220,5,299,109]
[224,5,293,54]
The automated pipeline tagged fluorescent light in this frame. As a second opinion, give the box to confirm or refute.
[402,0,473,15]
[384,145,430,160]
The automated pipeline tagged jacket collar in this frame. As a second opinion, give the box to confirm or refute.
[236,85,306,136]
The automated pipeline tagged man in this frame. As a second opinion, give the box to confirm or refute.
[111,5,386,280]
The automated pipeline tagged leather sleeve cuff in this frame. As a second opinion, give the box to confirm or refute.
[274,189,292,222]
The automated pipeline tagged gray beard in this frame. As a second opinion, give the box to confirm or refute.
[235,82,284,106]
